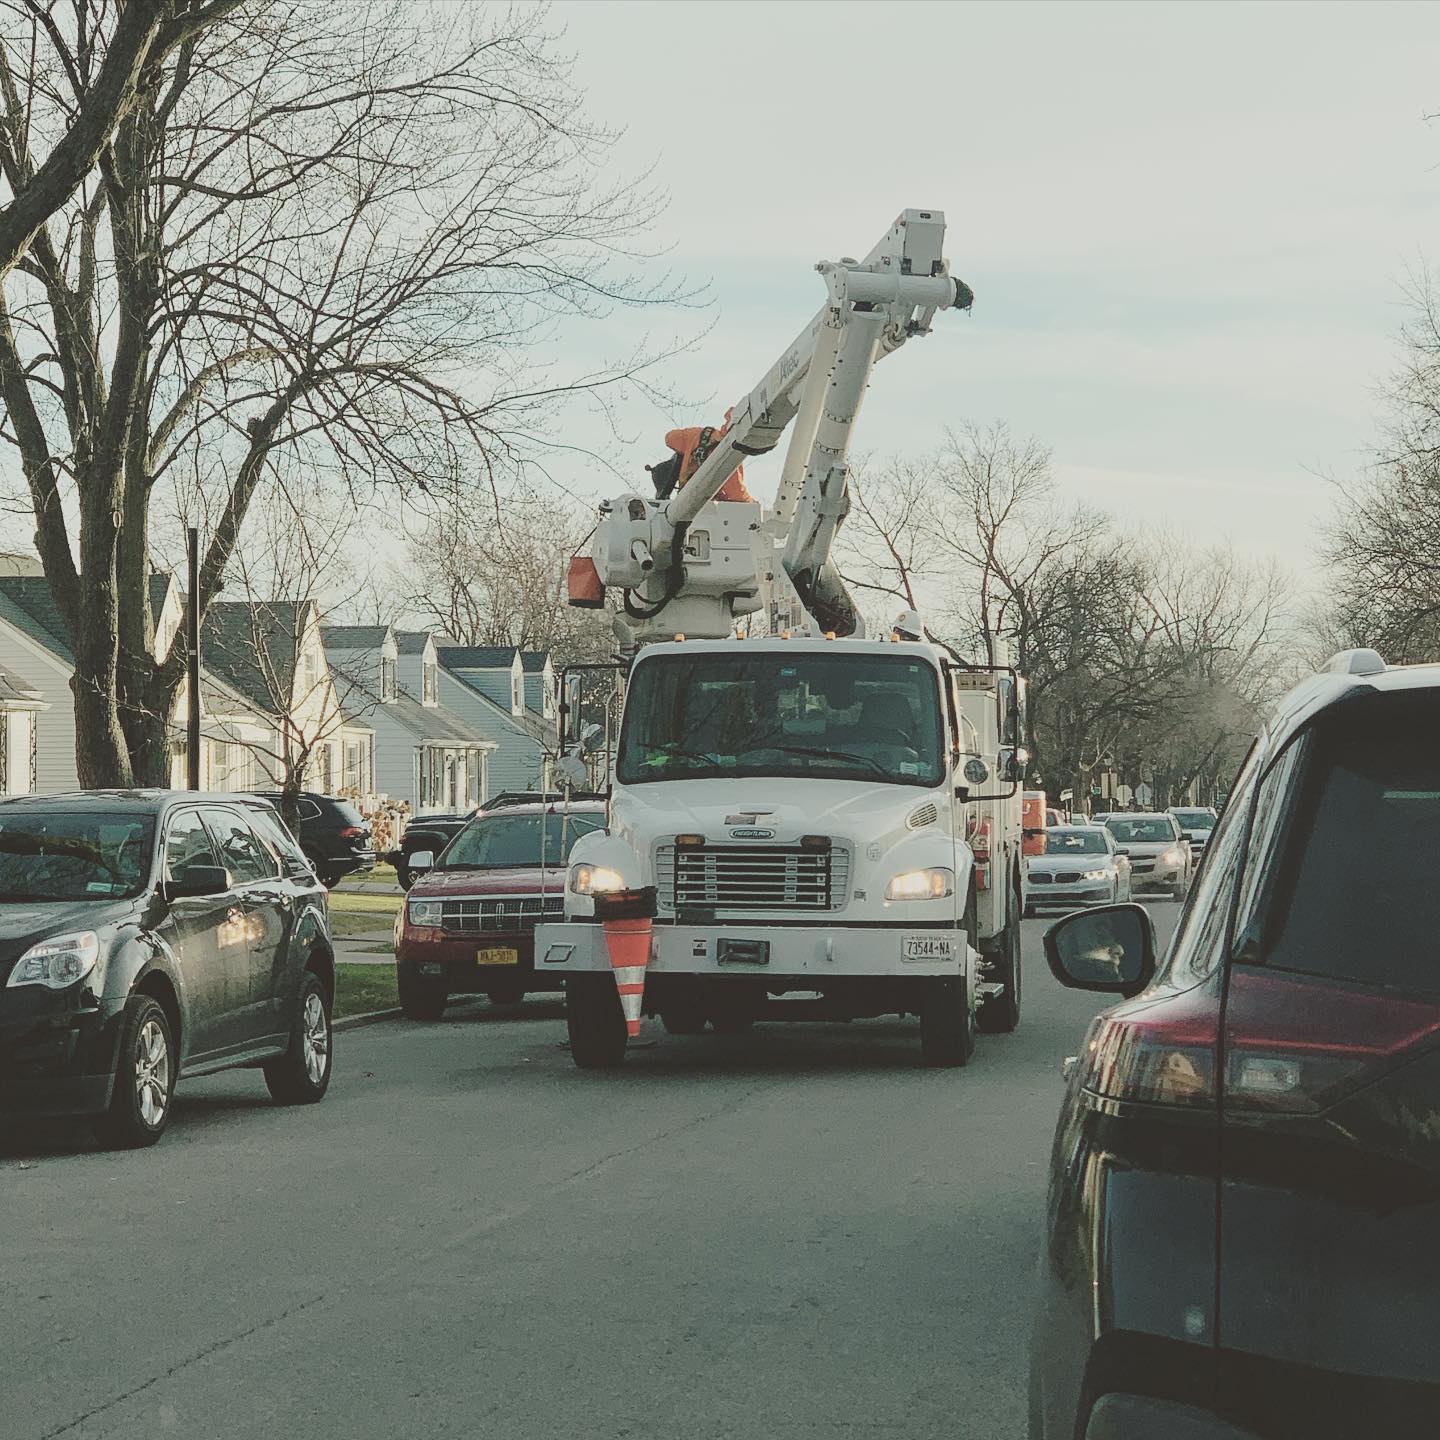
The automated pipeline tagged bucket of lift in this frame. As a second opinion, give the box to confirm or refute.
[568,555,605,609]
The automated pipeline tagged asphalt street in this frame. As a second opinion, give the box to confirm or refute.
[4,905,1179,1440]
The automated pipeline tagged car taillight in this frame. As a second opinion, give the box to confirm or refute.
[338,825,365,839]
[971,819,992,864]
[1078,982,1221,1108]
[1223,969,1440,1116]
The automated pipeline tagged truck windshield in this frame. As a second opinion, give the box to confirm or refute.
[441,813,604,869]
[616,652,945,788]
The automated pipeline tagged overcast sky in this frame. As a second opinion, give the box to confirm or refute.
[546,0,1440,579]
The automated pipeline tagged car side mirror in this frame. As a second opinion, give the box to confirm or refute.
[1043,903,1156,998]
[167,864,231,899]
[409,851,435,873]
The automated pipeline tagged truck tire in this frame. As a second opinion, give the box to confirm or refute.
[567,973,628,1069]
[977,887,1022,1035]
[398,966,447,1021]
[919,977,975,1068]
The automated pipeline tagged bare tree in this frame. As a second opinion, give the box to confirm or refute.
[0,0,243,277]
[0,0,687,786]
[203,489,376,830]
[403,491,615,665]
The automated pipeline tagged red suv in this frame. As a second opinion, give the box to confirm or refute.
[395,800,605,1019]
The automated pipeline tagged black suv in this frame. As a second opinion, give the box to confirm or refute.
[256,791,374,888]
[1032,650,1440,1438]
[0,790,335,1149]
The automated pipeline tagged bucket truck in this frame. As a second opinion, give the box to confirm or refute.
[535,210,1027,1068]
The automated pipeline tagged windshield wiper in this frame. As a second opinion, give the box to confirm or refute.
[766,745,893,780]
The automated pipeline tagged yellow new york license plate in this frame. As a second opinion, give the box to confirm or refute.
[476,947,519,967]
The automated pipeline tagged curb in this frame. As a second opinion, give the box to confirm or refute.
[334,1007,403,1032]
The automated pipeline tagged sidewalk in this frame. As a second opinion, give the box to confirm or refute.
[334,928,397,966]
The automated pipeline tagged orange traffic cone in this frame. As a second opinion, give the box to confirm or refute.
[603,917,652,1037]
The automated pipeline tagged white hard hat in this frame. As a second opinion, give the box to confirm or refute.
[892,608,924,641]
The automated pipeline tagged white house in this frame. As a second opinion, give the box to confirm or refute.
[0,661,46,795]
[322,626,494,815]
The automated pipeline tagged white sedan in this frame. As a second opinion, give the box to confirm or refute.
[1025,825,1132,914]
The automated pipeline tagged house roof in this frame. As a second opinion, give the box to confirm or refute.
[202,600,310,715]
[394,630,434,656]
[335,666,493,746]
[437,644,517,670]
[0,572,173,666]
[520,650,551,673]
[439,665,554,745]
[0,661,43,706]
[321,624,391,651]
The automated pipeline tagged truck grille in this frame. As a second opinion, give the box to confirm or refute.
[439,894,565,934]
[654,843,850,913]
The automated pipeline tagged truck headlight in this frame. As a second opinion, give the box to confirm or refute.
[885,867,954,901]
[7,931,100,989]
[407,899,442,927]
[570,862,626,895]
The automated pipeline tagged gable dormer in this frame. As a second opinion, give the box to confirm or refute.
[319,624,397,701]
[393,631,439,705]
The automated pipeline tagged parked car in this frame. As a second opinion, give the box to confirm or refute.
[1031,649,1440,1439]
[389,792,606,888]
[1102,811,1191,899]
[395,799,606,1018]
[255,791,374,888]
[0,790,334,1148]
[1168,804,1218,860]
[1024,825,1131,914]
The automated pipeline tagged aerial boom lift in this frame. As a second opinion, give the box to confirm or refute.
[582,209,973,647]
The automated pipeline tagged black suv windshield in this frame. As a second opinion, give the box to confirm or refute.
[1106,818,1173,844]
[0,812,155,900]
[442,813,603,869]
[616,652,944,788]
[1046,830,1107,855]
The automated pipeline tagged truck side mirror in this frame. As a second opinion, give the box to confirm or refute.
[562,673,584,746]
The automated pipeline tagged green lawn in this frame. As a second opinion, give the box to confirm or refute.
[327,886,401,939]
[333,962,398,1019]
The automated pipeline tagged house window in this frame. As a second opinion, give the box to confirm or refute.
[423,659,437,706]
[466,750,481,806]
[381,656,397,702]
[301,646,320,697]
[343,739,364,792]
[511,668,524,715]
[542,674,555,720]
[0,711,7,793]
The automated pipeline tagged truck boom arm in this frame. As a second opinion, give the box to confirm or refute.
[582,209,971,647]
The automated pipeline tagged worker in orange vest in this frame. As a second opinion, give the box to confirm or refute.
[648,408,755,503]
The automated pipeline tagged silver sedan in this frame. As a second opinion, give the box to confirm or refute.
[1024,825,1132,914]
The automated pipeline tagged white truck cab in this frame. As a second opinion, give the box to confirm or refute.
[539,634,1023,1066]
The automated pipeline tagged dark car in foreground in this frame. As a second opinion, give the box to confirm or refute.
[1,791,335,1148]
[1031,649,1440,1439]
[396,800,605,1018]
[256,791,374,888]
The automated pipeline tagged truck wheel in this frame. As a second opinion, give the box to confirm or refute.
[977,902,1022,1036]
[397,966,447,1021]
[919,977,974,1068]
[567,973,628,1069]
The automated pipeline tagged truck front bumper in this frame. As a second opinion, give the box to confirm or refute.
[536,919,973,982]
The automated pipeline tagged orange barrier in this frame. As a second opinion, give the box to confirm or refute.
[603,917,652,1037]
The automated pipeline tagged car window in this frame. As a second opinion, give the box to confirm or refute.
[164,809,218,886]
[1252,694,1440,996]
[1105,817,1173,843]
[297,799,322,821]
[1043,830,1107,855]
[245,805,314,879]
[203,807,279,884]
[1231,734,1312,959]
[1160,743,1262,984]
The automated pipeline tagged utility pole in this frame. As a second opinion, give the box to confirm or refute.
[187,527,201,790]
